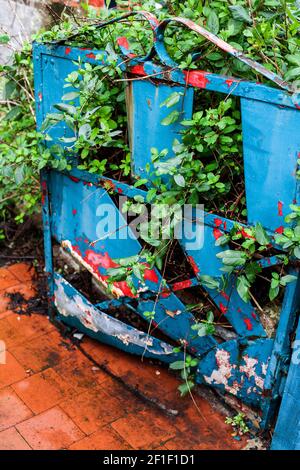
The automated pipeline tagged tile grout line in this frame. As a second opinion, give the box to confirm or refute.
[14,425,34,450]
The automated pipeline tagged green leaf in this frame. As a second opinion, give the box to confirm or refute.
[3,80,16,99]
[78,124,92,139]
[255,222,270,246]
[195,324,208,337]
[178,381,195,396]
[207,311,214,323]
[54,103,76,115]
[14,165,25,184]
[207,10,219,34]
[161,110,180,126]
[294,246,300,259]
[169,361,185,370]
[280,274,297,285]
[229,5,252,24]
[237,275,251,302]
[286,54,300,67]
[216,250,247,266]
[134,179,148,188]
[269,285,280,301]
[285,67,300,81]
[0,34,9,44]
[4,106,22,121]
[62,91,80,101]
[199,275,220,290]
[174,174,185,187]
[160,92,182,108]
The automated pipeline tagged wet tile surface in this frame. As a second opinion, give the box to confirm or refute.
[0,263,245,450]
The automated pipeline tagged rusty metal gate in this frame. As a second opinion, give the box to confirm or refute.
[33,12,300,445]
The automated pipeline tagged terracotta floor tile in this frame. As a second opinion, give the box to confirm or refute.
[164,429,220,451]
[4,282,36,300]
[8,312,54,332]
[0,310,14,320]
[54,349,108,393]
[69,425,132,450]
[174,400,219,434]
[16,406,84,450]
[0,387,33,431]
[0,295,15,319]
[111,408,177,449]
[0,314,52,349]
[0,295,10,314]
[10,329,76,373]
[82,339,180,407]
[100,376,146,414]
[60,388,124,435]
[0,268,20,291]
[12,368,74,414]
[0,351,27,389]
[0,427,31,450]
[7,263,35,283]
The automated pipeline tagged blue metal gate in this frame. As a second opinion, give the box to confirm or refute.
[33,12,300,447]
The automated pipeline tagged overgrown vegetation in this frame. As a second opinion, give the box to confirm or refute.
[1,1,300,397]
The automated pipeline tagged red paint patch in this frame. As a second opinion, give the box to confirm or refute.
[225,79,234,87]
[69,176,80,183]
[117,36,130,50]
[239,228,255,240]
[72,209,77,215]
[213,228,223,240]
[38,92,42,101]
[172,279,193,291]
[244,318,253,331]
[160,290,171,298]
[278,201,283,216]
[41,181,47,205]
[144,268,159,284]
[102,179,116,192]
[129,64,145,76]
[187,256,200,274]
[114,281,135,298]
[86,52,96,59]
[184,70,210,89]
[220,291,229,301]
[65,47,71,55]
[214,218,223,227]
[219,303,228,314]
[275,226,284,234]
[251,311,257,320]
[84,250,119,271]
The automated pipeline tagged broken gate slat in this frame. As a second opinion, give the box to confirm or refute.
[48,171,217,354]
[54,272,179,363]
[197,338,274,408]
[180,220,267,338]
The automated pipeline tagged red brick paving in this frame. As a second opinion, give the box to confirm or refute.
[0,263,246,450]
